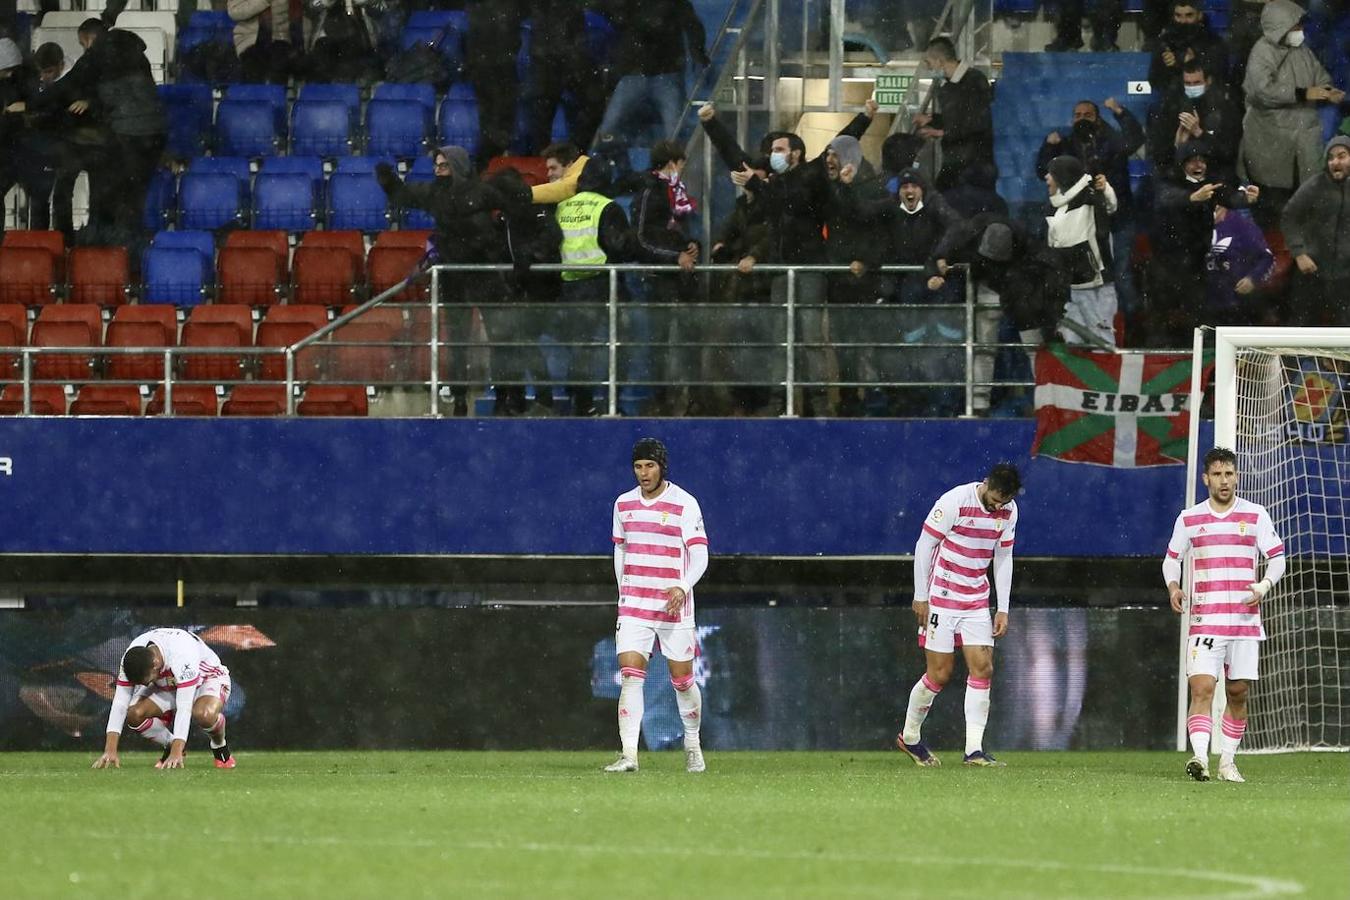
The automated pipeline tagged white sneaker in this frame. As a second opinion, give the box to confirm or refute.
[685,747,706,773]
[1186,755,1210,782]
[1217,761,1245,783]
[603,755,638,773]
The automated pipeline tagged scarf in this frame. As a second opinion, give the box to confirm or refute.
[657,170,697,218]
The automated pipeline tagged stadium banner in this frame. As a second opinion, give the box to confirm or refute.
[1032,348,1214,467]
[0,418,1208,558]
[0,605,1228,753]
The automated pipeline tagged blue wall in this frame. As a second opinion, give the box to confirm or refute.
[0,418,1205,557]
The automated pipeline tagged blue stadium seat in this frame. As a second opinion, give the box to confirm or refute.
[143,167,178,231]
[401,160,436,229]
[371,82,438,115]
[297,83,363,120]
[152,229,216,266]
[142,246,210,306]
[177,171,247,230]
[328,172,393,232]
[333,156,397,174]
[224,83,288,130]
[259,155,325,190]
[291,100,356,157]
[188,156,253,203]
[159,83,214,158]
[179,10,234,55]
[253,173,320,232]
[366,99,431,159]
[215,98,283,158]
[438,87,480,157]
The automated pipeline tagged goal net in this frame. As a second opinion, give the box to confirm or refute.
[1204,327,1350,752]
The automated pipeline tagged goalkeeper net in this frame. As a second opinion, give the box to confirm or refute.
[1210,328,1350,752]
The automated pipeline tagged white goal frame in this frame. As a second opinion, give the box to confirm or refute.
[1178,326,1350,752]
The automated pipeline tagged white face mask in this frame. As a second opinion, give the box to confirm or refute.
[769,151,791,174]
[1286,30,1305,48]
[900,199,925,215]
[1183,84,1206,99]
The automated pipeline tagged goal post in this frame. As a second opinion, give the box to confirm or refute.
[1183,327,1350,753]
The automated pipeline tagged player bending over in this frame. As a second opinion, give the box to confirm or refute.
[1164,447,1285,783]
[897,463,1021,768]
[92,627,236,770]
[605,438,710,773]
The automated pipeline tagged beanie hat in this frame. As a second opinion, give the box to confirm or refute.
[897,168,924,188]
[1047,155,1086,191]
[977,223,1014,263]
[827,135,863,173]
[1326,135,1350,159]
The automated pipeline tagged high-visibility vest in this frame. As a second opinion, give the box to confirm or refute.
[556,191,610,282]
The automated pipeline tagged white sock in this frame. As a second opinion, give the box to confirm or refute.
[964,677,991,755]
[618,667,646,759]
[1187,714,1211,759]
[205,714,227,749]
[902,674,943,745]
[1218,714,1246,765]
[135,716,172,748]
[672,673,701,749]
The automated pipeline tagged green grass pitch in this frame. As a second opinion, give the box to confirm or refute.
[3,751,1346,898]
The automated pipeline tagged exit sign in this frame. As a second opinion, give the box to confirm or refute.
[875,90,906,108]
[875,73,912,91]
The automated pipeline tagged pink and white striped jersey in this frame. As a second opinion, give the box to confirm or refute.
[107,628,229,742]
[1165,498,1284,640]
[612,482,708,625]
[917,482,1017,615]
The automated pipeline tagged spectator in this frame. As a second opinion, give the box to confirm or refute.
[699,99,880,415]
[305,0,383,84]
[2,41,80,235]
[535,140,590,205]
[228,0,303,83]
[0,37,32,214]
[632,138,700,415]
[1241,0,1344,214]
[1046,0,1122,52]
[942,160,1008,219]
[913,36,994,190]
[550,156,640,415]
[1148,59,1243,176]
[34,21,166,239]
[1149,0,1231,95]
[880,131,925,187]
[465,0,527,166]
[1205,202,1275,325]
[1229,0,1272,100]
[856,167,966,416]
[1045,155,1119,347]
[1147,141,1260,345]
[1280,135,1350,325]
[523,0,606,153]
[487,166,563,416]
[375,146,510,416]
[591,0,709,154]
[1036,96,1144,315]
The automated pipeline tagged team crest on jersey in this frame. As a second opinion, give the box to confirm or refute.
[1238,522,1247,535]
[661,512,669,524]
[1191,615,1201,625]
[931,508,943,521]
[995,520,1004,531]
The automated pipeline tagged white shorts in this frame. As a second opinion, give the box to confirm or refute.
[135,674,232,713]
[615,617,697,662]
[923,609,993,654]
[1187,635,1260,681]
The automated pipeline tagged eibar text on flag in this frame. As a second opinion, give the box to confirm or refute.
[1032,347,1214,467]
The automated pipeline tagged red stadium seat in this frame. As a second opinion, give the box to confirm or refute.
[325,321,400,383]
[221,383,287,416]
[2,230,66,282]
[146,383,219,416]
[30,320,98,381]
[224,229,290,268]
[70,384,143,416]
[180,305,253,382]
[0,247,58,305]
[484,156,549,187]
[263,305,330,330]
[110,305,178,342]
[68,247,131,306]
[299,230,366,277]
[372,230,432,251]
[0,383,67,415]
[298,384,368,416]
[217,246,284,307]
[293,246,360,306]
[105,320,174,382]
[255,319,325,381]
[367,246,426,302]
[35,304,102,343]
[0,304,28,379]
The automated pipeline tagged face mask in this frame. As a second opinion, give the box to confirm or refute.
[1183,84,1206,99]
[1286,30,1305,47]
[1186,173,1204,183]
[1072,119,1096,141]
[900,199,925,215]
[769,151,790,174]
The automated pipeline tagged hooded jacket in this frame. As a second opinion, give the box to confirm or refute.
[378,146,508,265]
[1045,164,1119,289]
[1241,0,1335,188]
[1281,135,1350,277]
[1155,141,1255,263]
[41,29,165,137]
[1036,106,1144,216]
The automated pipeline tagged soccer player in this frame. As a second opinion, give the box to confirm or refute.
[1164,446,1285,783]
[605,437,709,773]
[897,462,1021,767]
[91,627,235,770]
